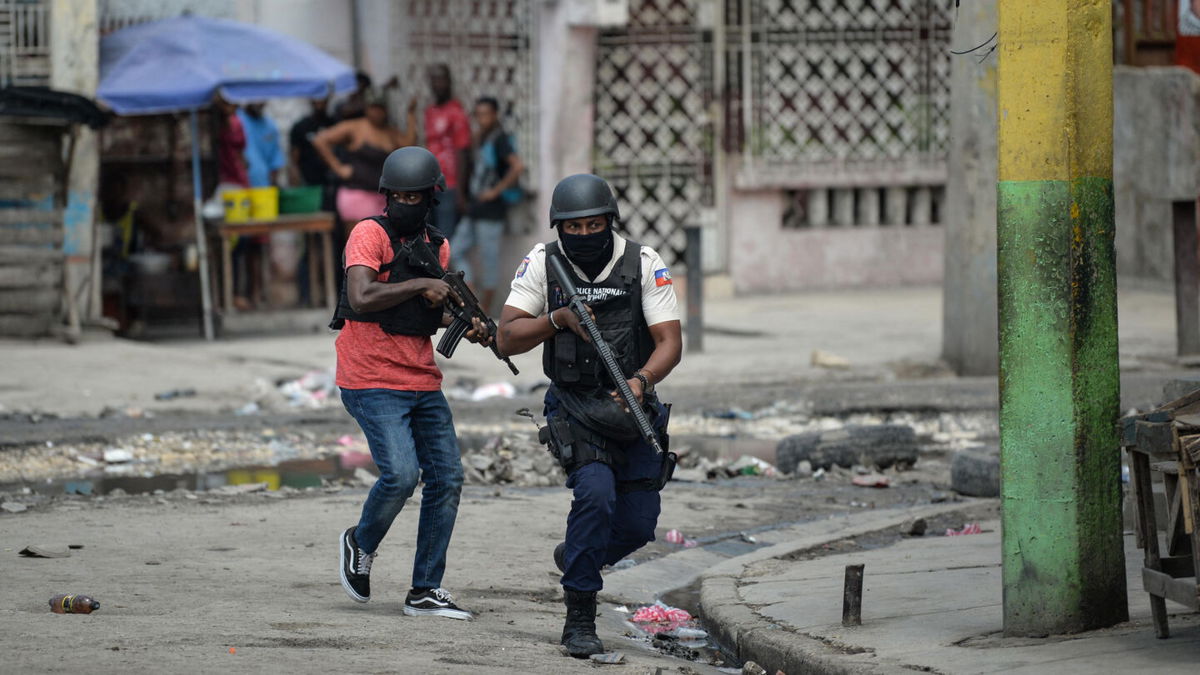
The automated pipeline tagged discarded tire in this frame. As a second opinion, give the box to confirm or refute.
[950,445,999,497]
[775,425,918,473]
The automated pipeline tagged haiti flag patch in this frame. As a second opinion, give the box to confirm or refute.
[654,268,672,287]
[515,256,530,278]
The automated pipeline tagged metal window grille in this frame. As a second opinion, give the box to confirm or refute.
[727,0,952,178]
[394,0,537,188]
[594,0,714,266]
[0,0,50,87]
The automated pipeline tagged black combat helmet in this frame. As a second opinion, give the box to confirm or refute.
[378,146,446,194]
[548,173,620,228]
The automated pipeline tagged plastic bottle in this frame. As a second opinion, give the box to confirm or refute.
[49,594,99,614]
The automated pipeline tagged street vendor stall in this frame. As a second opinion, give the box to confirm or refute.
[97,16,354,340]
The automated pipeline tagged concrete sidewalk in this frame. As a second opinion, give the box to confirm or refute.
[701,520,1200,674]
[0,286,1183,418]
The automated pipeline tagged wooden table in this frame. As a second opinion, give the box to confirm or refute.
[212,212,336,315]
[1122,391,1200,638]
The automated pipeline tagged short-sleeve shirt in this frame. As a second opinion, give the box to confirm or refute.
[504,233,680,327]
[424,100,471,190]
[467,129,516,221]
[238,110,286,188]
[289,112,335,186]
[335,221,452,391]
[217,113,249,187]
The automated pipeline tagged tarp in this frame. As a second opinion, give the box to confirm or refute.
[98,16,356,115]
[0,87,109,128]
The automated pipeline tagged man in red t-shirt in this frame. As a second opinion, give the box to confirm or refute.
[424,64,472,241]
[332,146,487,621]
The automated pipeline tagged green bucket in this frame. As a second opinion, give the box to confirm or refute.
[279,186,323,214]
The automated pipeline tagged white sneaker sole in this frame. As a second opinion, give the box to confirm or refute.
[402,605,473,621]
[338,531,369,604]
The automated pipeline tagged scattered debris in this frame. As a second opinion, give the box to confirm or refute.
[590,652,625,664]
[742,662,768,675]
[726,455,778,477]
[945,523,983,536]
[102,448,134,464]
[703,407,755,420]
[2,502,29,513]
[900,518,928,537]
[611,559,637,571]
[631,602,694,635]
[811,349,851,369]
[353,468,377,488]
[154,388,196,401]
[851,474,891,488]
[277,370,337,408]
[234,402,260,416]
[20,545,71,558]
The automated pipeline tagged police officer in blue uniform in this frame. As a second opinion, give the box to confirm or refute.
[497,174,683,657]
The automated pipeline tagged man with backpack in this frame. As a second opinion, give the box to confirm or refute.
[450,96,525,312]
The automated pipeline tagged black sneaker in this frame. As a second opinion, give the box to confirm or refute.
[339,527,376,603]
[403,588,473,620]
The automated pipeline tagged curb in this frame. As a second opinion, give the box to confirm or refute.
[697,501,993,675]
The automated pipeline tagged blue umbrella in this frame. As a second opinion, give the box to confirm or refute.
[99,15,356,114]
[97,16,356,340]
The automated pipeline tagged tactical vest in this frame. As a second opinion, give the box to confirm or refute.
[542,240,653,390]
[328,217,445,336]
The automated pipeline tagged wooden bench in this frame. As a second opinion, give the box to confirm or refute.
[1122,389,1200,638]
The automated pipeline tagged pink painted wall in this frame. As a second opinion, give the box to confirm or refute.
[729,190,945,293]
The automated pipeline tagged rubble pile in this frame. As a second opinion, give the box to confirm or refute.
[457,433,564,487]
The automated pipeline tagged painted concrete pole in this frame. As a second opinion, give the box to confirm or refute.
[942,0,998,376]
[997,0,1128,636]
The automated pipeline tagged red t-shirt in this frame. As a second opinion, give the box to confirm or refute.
[424,100,471,190]
[335,221,452,391]
[217,113,249,187]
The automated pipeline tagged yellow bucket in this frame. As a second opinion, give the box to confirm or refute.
[248,186,279,221]
[222,189,251,223]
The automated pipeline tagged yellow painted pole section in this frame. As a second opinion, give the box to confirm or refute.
[998,0,1113,182]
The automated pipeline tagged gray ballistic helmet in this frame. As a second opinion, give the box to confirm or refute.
[378,146,446,194]
[548,173,620,228]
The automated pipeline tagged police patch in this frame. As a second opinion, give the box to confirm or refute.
[654,268,672,287]
[515,256,530,279]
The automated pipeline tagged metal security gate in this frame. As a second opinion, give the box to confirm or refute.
[728,0,952,182]
[395,0,537,187]
[593,0,714,266]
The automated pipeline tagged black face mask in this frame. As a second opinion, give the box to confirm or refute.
[385,196,429,237]
[559,227,614,265]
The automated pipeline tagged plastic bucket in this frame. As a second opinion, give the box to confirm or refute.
[248,186,279,221]
[222,189,251,223]
[279,186,322,214]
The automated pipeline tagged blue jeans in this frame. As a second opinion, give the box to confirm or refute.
[546,388,666,593]
[431,188,461,241]
[449,217,505,289]
[341,388,464,589]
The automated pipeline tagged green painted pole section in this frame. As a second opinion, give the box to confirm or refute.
[997,179,1127,635]
[997,1,1128,636]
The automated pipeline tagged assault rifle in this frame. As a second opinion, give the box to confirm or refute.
[546,253,664,455]
[404,237,519,376]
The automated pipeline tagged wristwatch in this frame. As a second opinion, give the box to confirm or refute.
[632,371,654,394]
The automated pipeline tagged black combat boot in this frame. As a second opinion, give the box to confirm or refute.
[560,589,604,658]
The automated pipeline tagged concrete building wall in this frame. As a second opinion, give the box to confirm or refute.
[1113,66,1200,287]
[727,190,943,294]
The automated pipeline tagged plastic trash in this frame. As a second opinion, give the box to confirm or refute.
[611,559,637,570]
[667,626,708,640]
[470,382,516,401]
[49,594,99,614]
[589,653,625,664]
[851,474,891,488]
[631,602,692,625]
[945,523,983,536]
[664,529,685,545]
[20,546,71,558]
[154,388,196,401]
